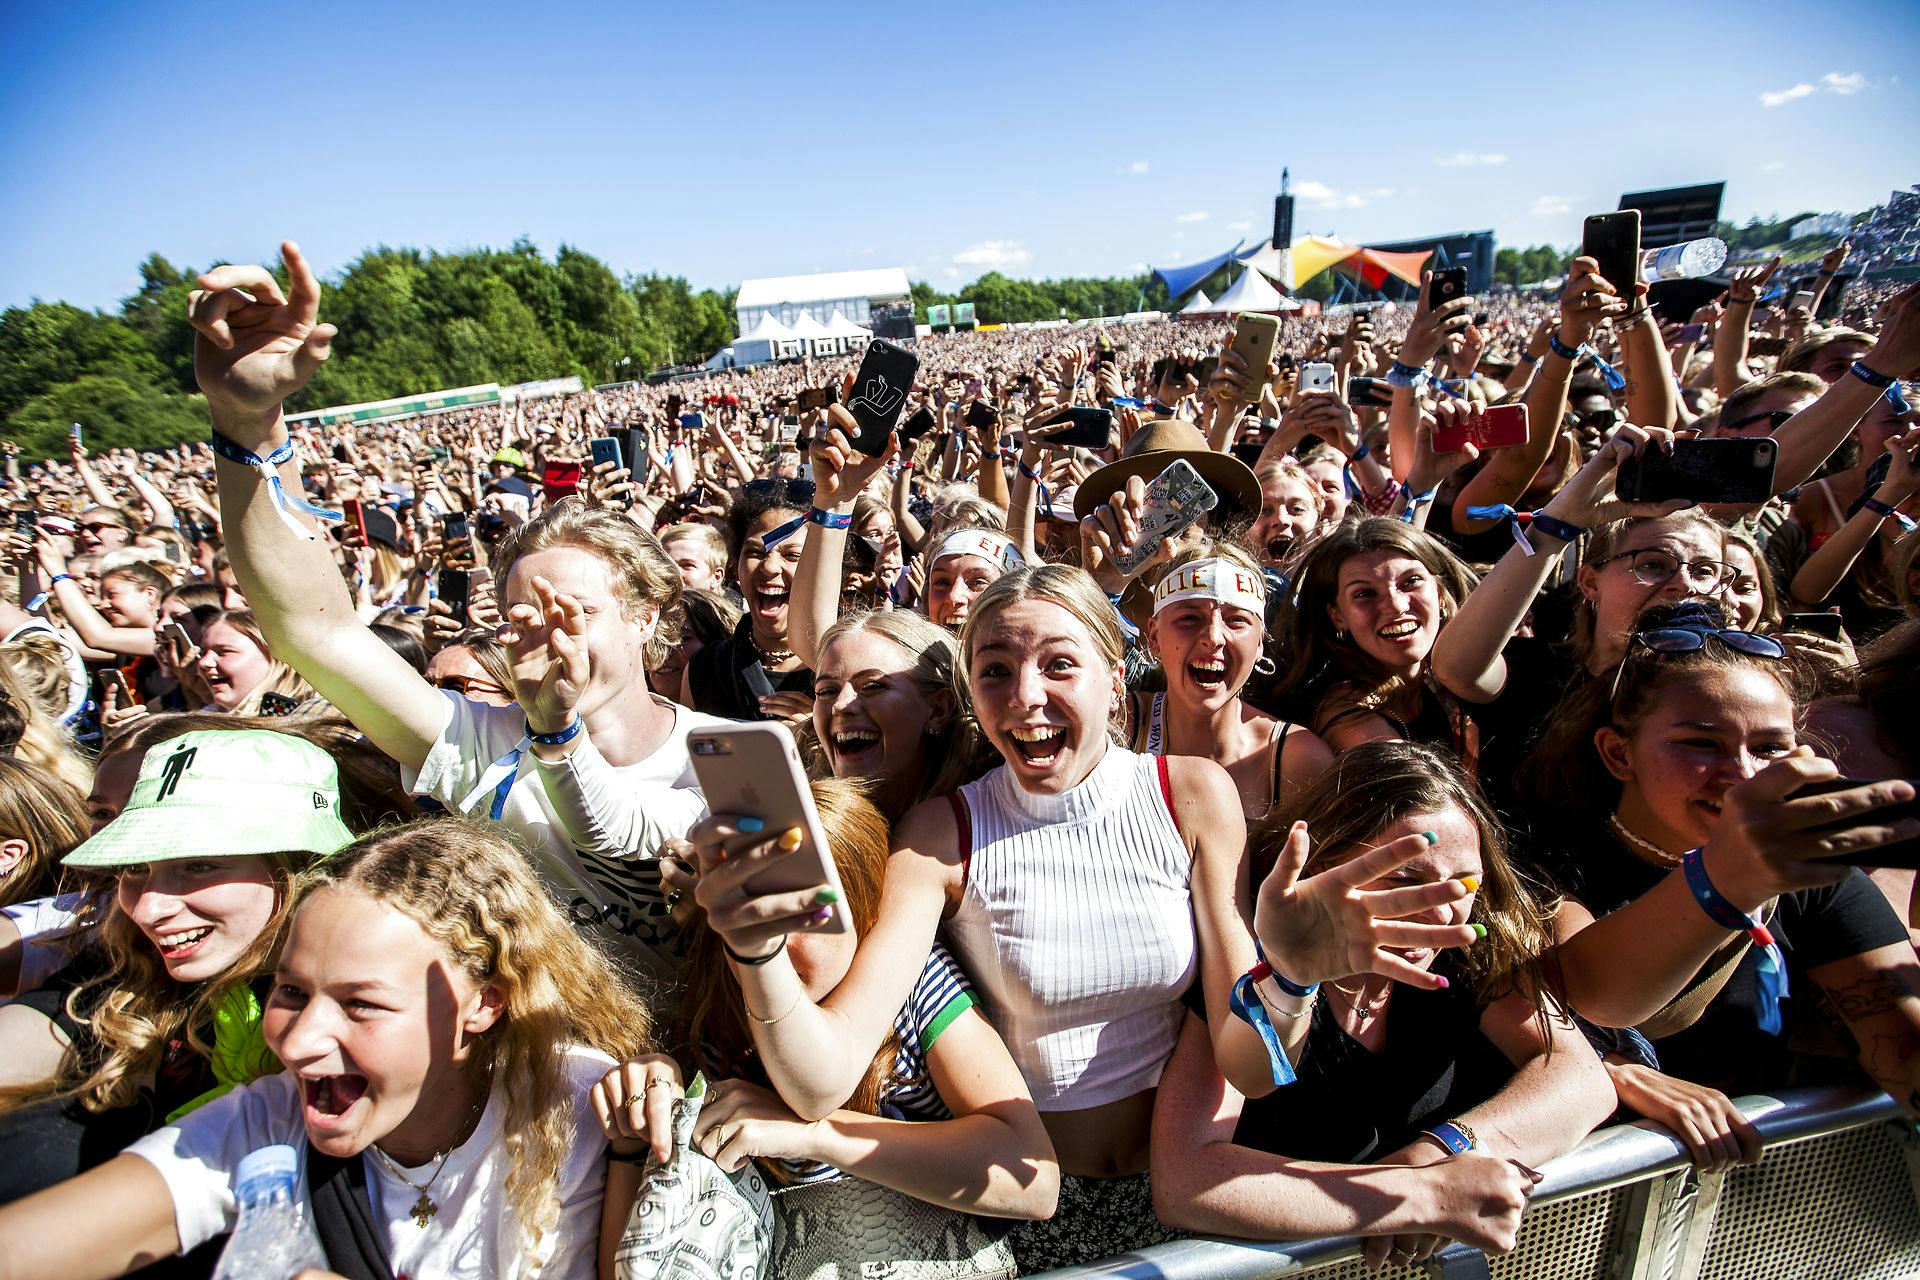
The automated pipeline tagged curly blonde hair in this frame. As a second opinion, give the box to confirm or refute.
[313,819,653,1262]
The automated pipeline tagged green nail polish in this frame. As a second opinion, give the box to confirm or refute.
[1470,922,1487,940]
[814,887,841,906]
[1422,831,1438,845]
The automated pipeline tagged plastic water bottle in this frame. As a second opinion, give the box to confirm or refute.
[211,1145,327,1280]
[1638,237,1729,283]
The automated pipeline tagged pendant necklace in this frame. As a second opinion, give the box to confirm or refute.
[370,1069,491,1229]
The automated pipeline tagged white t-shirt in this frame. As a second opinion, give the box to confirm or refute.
[127,1048,615,1280]
[404,690,727,973]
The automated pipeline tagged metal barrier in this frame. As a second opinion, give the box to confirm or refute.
[1034,1087,1920,1280]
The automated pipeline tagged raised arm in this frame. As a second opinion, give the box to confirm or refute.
[67,437,118,512]
[193,242,449,772]
[1768,280,1920,494]
[1713,258,1780,400]
[1788,428,1918,605]
[34,542,155,656]
[1618,298,1679,433]
[1386,272,1474,483]
[790,411,895,667]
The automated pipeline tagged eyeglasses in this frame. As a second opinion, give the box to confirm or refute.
[1575,407,1619,431]
[1719,409,1797,436]
[1592,548,1735,593]
[434,675,509,700]
[1611,624,1786,699]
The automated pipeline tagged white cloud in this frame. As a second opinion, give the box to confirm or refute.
[942,267,961,279]
[1368,187,1396,198]
[952,240,1032,270]
[1118,160,1149,175]
[1227,219,1253,233]
[1296,179,1369,210]
[1175,211,1210,223]
[1435,151,1507,168]
[1760,82,1816,107]
[1760,160,1786,172]
[1530,196,1573,216]
[1822,71,1865,94]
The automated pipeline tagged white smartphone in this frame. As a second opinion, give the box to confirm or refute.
[1299,362,1336,395]
[687,722,850,933]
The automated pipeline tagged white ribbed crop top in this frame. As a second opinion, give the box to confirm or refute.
[941,744,1196,1110]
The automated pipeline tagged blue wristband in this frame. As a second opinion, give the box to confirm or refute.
[49,573,74,586]
[1848,361,1895,390]
[1863,497,1917,531]
[1349,443,1370,464]
[1548,333,1582,361]
[527,718,584,747]
[806,507,853,530]
[1423,1121,1477,1156]
[1528,510,1587,544]
[1385,360,1428,390]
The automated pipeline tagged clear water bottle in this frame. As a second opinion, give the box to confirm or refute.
[211,1145,327,1280]
[1639,237,1729,283]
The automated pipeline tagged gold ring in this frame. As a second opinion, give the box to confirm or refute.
[644,1077,675,1093]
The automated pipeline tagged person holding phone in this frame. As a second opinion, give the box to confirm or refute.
[684,564,1481,1270]
[1513,601,1920,1132]
[681,477,817,725]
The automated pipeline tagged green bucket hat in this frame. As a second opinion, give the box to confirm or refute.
[64,730,355,869]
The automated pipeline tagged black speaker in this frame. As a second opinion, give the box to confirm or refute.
[1272,194,1294,249]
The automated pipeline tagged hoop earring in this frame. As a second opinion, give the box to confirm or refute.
[1253,654,1277,676]
[1333,628,1348,643]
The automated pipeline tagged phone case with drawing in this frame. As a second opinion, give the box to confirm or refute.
[1113,459,1219,576]
[844,339,921,456]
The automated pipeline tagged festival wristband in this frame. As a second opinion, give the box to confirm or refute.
[24,591,51,612]
[49,573,75,586]
[806,507,853,530]
[1548,333,1582,361]
[1518,353,1541,368]
[1398,486,1439,525]
[1528,510,1587,544]
[1349,442,1371,464]
[527,718,584,747]
[1230,969,1299,1088]
[1848,361,1896,390]
[1422,1121,1478,1157]
[210,430,343,541]
[1863,498,1918,531]
[1385,361,1428,390]
[1681,848,1775,948]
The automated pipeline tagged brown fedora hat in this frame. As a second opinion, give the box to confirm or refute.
[1073,417,1262,524]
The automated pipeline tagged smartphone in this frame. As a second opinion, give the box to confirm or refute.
[1795,777,1920,870]
[341,499,370,543]
[1615,437,1778,505]
[1037,406,1114,451]
[161,619,195,654]
[1434,403,1530,453]
[1582,211,1641,298]
[965,400,999,431]
[1677,323,1707,344]
[541,460,582,502]
[687,722,851,932]
[442,512,470,547]
[964,377,984,400]
[13,508,36,535]
[437,568,472,625]
[259,690,302,717]
[622,427,652,487]
[1227,315,1280,401]
[898,404,938,446]
[797,385,836,413]
[1192,355,1221,393]
[98,668,126,698]
[679,412,706,433]
[1427,267,1469,311]
[844,338,921,456]
[589,436,624,473]
[1783,612,1847,640]
[1789,290,1816,313]
[1298,362,1335,395]
[69,423,82,447]
[1114,459,1220,576]
[1348,377,1395,408]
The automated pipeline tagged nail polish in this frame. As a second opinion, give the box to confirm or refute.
[810,905,834,924]
[814,886,841,906]
[1434,975,1450,990]
[1458,875,1480,893]
[1470,923,1487,940]
[738,816,765,833]
[779,827,805,850]
[1422,831,1438,845]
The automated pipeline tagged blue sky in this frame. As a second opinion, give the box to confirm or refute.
[3,0,1917,312]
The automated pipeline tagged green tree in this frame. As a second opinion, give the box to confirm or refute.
[8,373,207,460]
[0,302,166,422]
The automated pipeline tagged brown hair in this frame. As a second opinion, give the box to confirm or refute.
[493,496,684,668]
[196,609,317,715]
[1567,511,1728,666]
[1718,371,1825,435]
[0,757,89,905]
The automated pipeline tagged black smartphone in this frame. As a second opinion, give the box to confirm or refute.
[622,426,652,486]
[1427,267,1468,311]
[259,691,301,717]
[1582,210,1642,298]
[965,400,999,431]
[1795,777,1920,870]
[13,508,36,535]
[441,512,470,545]
[437,568,472,626]
[1193,355,1220,388]
[844,338,921,456]
[1348,377,1395,408]
[1037,406,1114,451]
[589,436,623,472]
[1616,438,1778,505]
[898,404,938,446]
[1783,612,1847,639]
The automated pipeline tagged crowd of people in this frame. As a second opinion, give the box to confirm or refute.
[0,228,1915,1280]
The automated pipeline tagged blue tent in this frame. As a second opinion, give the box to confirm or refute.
[1151,242,1245,300]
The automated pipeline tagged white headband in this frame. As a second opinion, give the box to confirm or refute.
[1152,557,1267,616]
[932,529,1023,571]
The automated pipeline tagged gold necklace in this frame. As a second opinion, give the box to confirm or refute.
[371,1070,491,1229]
[1608,814,1683,868]
[1328,979,1391,1025]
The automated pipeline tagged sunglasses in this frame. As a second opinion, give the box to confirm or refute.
[434,675,509,700]
[1592,548,1735,593]
[1719,409,1797,436]
[1612,624,1786,699]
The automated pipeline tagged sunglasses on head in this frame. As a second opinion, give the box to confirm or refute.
[434,675,508,699]
[1720,409,1797,436]
[1611,624,1786,699]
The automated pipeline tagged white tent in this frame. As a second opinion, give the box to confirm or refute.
[783,310,840,356]
[822,309,871,346]
[1210,267,1300,313]
[1177,289,1214,315]
[1235,238,1294,289]
[730,313,802,365]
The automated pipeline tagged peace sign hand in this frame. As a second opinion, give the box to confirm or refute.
[187,241,335,445]
[1253,822,1479,991]
[499,574,591,736]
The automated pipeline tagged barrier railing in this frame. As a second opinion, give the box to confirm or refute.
[1034,1087,1920,1280]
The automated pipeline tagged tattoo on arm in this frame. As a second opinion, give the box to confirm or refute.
[1825,970,1920,1021]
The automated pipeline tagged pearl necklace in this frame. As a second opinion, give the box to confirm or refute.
[1608,814,1683,868]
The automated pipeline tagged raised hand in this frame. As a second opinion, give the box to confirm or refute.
[1558,256,1635,347]
[1400,271,1474,368]
[499,574,590,735]
[187,241,335,444]
[1252,822,1478,991]
[1725,256,1781,307]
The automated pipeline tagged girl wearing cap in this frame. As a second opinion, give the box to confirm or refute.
[684,564,1480,1270]
[1133,545,1332,822]
[0,818,652,1280]
[1517,601,1920,1155]
[0,729,357,1208]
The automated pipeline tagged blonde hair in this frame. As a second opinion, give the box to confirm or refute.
[659,522,729,579]
[0,757,89,905]
[494,497,684,667]
[0,658,90,796]
[314,819,652,1259]
[814,610,992,811]
[957,565,1128,742]
[1,633,78,720]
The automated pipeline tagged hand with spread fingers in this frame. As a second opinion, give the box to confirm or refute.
[187,240,336,444]
[498,574,590,737]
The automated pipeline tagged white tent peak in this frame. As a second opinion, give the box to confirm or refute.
[1210,267,1299,313]
[822,310,870,338]
[737,313,797,341]
[1177,289,1214,315]
[783,312,835,339]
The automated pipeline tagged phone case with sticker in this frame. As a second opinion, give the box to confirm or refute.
[1114,459,1219,576]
